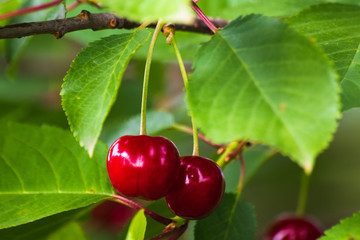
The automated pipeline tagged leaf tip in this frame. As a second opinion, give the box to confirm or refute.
[80,137,96,158]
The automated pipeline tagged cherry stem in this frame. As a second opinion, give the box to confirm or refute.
[191,1,217,34]
[296,170,311,216]
[236,153,246,198]
[140,19,164,135]
[169,34,200,156]
[111,194,173,226]
[0,0,63,21]
[172,123,223,149]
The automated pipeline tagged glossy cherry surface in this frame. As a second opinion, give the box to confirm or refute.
[107,135,180,200]
[165,156,225,219]
[264,215,322,240]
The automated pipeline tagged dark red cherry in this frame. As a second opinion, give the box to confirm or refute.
[107,135,180,200]
[165,156,225,219]
[88,200,136,233]
[264,215,323,240]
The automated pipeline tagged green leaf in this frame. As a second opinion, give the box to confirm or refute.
[197,0,360,19]
[0,122,113,229]
[99,0,193,23]
[61,30,150,156]
[287,3,360,111]
[125,209,147,240]
[101,111,174,146]
[188,15,340,173]
[0,207,89,240]
[224,145,277,193]
[47,222,87,240]
[195,194,256,240]
[319,211,360,240]
[68,29,210,61]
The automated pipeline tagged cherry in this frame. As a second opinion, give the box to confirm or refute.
[264,215,323,240]
[107,135,180,200]
[165,156,225,219]
[88,200,136,233]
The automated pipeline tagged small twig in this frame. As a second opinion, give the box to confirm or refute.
[150,221,189,240]
[172,123,224,149]
[112,194,173,226]
[0,0,62,21]
[0,10,228,39]
[191,1,217,33]
[225,140,247,162]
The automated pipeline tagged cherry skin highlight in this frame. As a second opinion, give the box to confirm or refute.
[107,135,180,201]
[264,215,323,240]
[165,156,225,219]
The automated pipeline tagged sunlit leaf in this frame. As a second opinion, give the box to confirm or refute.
[287,3,360,110]
[188,15,340,173]
[197,0,359,19]
[61,30,150,156]
[0,208,88,240]
[125,210,146,240]
[0,122,113,229]
[320,211,360,240]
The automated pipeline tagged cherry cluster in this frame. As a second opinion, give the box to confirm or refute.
[107,135,225,219]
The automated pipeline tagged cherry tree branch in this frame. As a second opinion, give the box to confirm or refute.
[0,10,229,39]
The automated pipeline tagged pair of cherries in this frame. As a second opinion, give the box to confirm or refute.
[107,135,225,219]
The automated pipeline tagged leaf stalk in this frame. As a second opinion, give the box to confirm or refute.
[296,170,311,216]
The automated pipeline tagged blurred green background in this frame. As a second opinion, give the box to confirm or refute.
[1,2,360,239]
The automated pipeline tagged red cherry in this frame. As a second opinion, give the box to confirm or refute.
[107,135,180,200]
[264,215,323,240]
[165,156,225,219]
